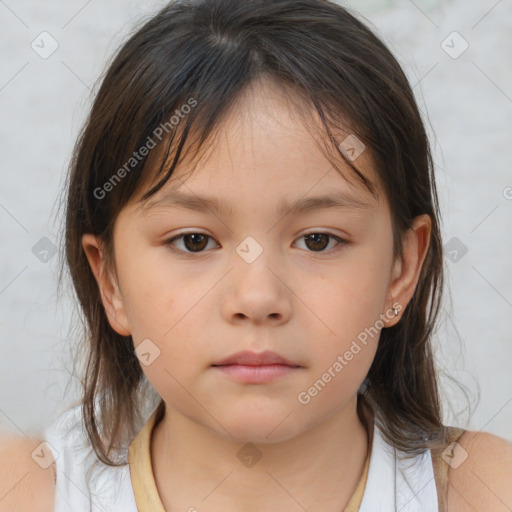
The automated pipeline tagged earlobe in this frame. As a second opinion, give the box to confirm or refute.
[384,214,432,327]
[81,234,131,337]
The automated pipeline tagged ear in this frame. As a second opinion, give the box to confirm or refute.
[384,214,432,327]
[81,234,131,336]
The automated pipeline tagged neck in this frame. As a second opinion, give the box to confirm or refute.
[151,396,372,512]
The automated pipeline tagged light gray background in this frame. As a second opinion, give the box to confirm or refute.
[0,0,511,441]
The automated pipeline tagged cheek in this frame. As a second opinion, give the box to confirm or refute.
[305,251,390,333]
[116,246,181,334]
[296,246,391,378]
[118,255,209,372]
[131,306,205,411]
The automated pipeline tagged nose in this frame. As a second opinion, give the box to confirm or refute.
[221,252,292,326]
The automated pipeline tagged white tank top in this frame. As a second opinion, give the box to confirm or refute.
[43,404,442,511]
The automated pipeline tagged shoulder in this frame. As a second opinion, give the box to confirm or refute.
[0,434,56,512]
[446,429,512,512]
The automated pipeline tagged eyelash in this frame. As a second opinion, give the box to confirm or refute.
[164,231,348,255]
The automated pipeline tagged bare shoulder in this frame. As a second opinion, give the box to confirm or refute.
[447,429,512,512]
[0,434,56,512]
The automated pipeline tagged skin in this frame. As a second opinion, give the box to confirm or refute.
[82,76,433,511]
[1,76,509,512]
[447,431,512,512]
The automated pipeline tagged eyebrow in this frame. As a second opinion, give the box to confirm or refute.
[140,189,375,217]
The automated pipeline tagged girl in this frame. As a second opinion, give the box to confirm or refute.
[4,0,511,511]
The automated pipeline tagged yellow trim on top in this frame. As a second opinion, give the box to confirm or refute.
[128,407,372,512]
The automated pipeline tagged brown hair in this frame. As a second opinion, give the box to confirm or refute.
[56,0,471,470]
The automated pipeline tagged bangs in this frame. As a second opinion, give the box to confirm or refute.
[131,74,380,215]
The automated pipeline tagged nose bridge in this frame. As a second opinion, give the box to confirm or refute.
[232,233,279,290]
[222,233,291,323]
[235,233,268,266]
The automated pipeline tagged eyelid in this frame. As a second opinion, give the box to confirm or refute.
[165,230,219,254]
[300,229,349,241]
[297,231,348,254]
[164,229,349,255]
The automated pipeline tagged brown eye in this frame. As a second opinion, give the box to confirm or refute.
[165,231,347,255]
[304,233,329,251]
[165,233,216,253]
[182,233,209,252]
[298,232,347,253]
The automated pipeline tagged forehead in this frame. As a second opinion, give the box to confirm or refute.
[133,75,382,216]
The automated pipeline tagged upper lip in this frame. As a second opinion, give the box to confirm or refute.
[212,350,300,367]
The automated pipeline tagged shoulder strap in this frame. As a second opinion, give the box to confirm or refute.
[431,426,467,512]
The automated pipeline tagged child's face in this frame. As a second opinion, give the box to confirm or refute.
[83,77,429,443]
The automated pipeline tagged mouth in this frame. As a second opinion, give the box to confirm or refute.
[211,350,302,384]
[212,349,300,367]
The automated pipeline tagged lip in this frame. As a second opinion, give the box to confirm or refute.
[211,350,302,384]
[211,350,300,367]
[213,364,298,383]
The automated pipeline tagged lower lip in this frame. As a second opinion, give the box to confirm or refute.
[212,364,299,383]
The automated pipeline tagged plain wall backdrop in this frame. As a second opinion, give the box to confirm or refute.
[0,0,511,441]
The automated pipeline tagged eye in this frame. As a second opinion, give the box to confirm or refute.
[164,231,347,255]
[165,232,218,253]
[296,232,347,253]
